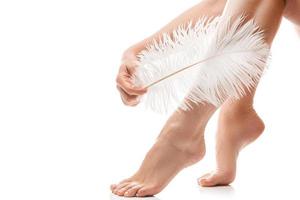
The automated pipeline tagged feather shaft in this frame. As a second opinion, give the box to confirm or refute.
[144,48,264,89]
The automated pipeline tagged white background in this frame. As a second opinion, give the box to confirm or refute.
[1,0,300,200]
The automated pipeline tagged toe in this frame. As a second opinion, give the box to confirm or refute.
[198,173,216,187]
[113,182,131,194]
[198,171,235,187]
[136,185,158,197]
[124,184,143,197]
[198,173,211,181]
[200,176,217,187]
[116,182,138,196]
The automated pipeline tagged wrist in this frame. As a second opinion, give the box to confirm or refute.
[122,38,151,61]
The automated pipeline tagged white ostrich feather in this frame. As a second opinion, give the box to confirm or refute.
[134,15,270,113]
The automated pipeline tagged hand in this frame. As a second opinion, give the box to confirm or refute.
[116,52,147,106]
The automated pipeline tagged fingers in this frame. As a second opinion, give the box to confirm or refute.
[117,86,140,106]
[116,59,147,106]
[116,74,146,96]
[117,63,147,95]
[119,59,139,74]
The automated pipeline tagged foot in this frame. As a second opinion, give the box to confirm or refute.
[111,104,215,197]
[198,106,265,186]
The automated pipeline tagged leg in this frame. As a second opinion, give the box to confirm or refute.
[199,89,265,186]
[284,0,300,36]
[111,0,226,197]
[284,0,300,34]
[199,0,285,187]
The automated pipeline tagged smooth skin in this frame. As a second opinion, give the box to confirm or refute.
[112,0,298,197]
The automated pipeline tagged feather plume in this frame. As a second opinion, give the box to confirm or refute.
[133,15,270,113]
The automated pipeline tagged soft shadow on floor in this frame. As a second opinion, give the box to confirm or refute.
[198,185,235,197]
[110,193,161,200]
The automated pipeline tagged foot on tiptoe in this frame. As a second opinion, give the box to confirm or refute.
[198,107,264,186]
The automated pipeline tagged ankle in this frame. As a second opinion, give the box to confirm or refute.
[166,136,206,164]
[221,102,255,118]
[220,105,265,146]
[159,123,206,162]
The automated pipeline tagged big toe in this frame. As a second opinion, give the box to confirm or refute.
[136,185,159,197]
[198,173,218,187]
[198,171,235,187]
